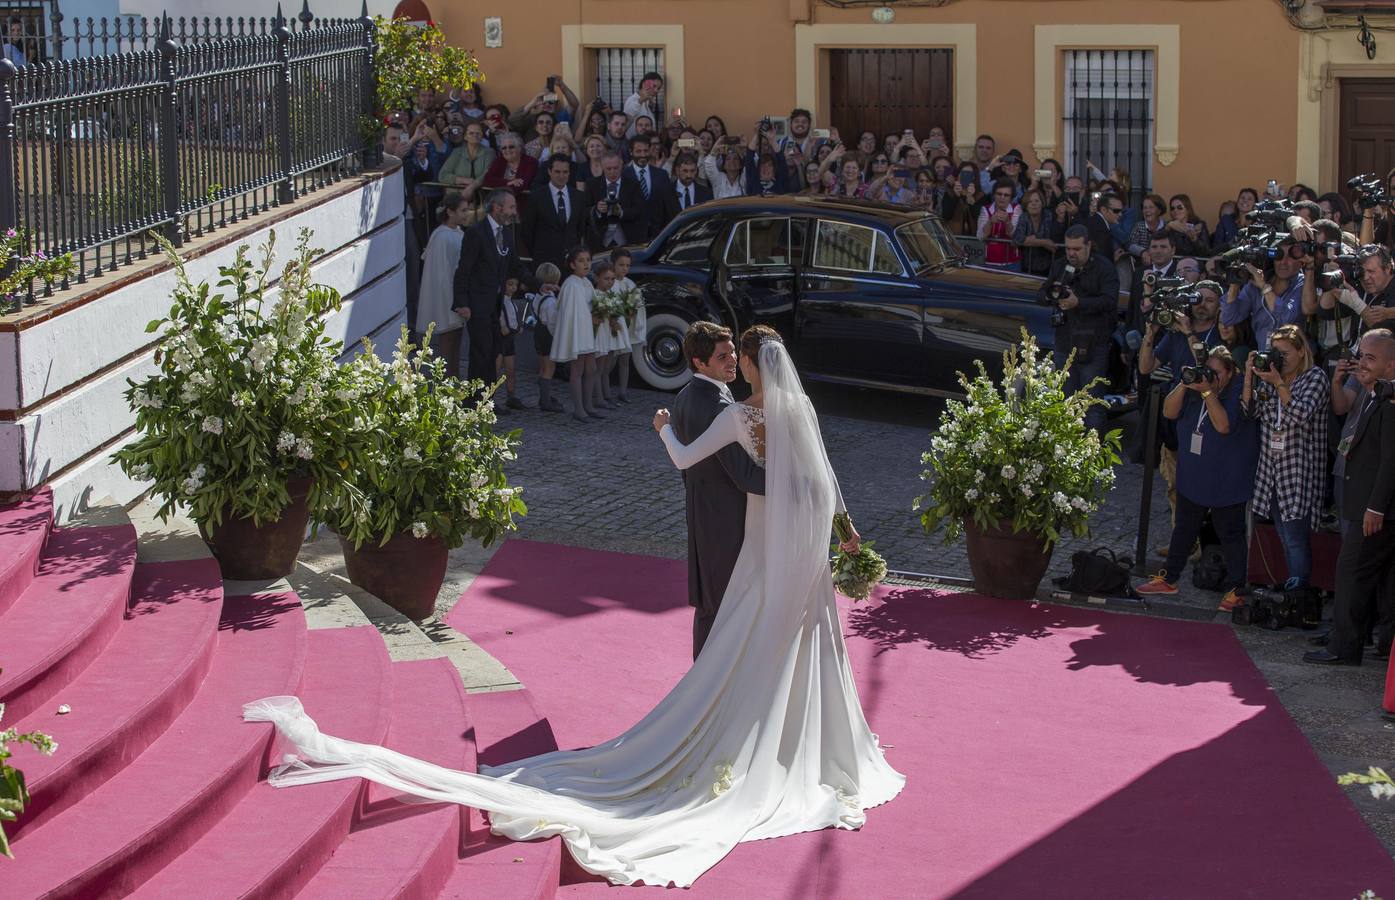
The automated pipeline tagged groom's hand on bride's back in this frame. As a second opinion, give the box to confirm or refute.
[653,409,671,432]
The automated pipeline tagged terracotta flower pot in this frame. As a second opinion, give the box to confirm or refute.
[963,518,1053,601]
[199,477,312,580]
[338,530,448,620]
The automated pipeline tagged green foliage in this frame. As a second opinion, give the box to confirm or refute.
[320,327,526,551]
[915,330,1122,547]
[0,693,57,858]
[113,229,365,529]
[373,17,482,115]
[0,229,75,305]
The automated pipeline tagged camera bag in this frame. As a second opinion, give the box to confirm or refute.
[1055,547,1133,596]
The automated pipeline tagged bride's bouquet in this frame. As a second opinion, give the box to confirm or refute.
[830,512,887,602]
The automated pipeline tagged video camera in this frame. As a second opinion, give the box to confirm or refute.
[1038,264,1077,327]
[1215,199,1303,285]
[1348,172,1391,210]
[1148,278,1203,329]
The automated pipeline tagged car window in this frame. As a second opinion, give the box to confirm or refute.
[895,218,956,272]
[660,214,728,266]
[725,218,793,267]
[872,232,904,275]
[813,220,878,272]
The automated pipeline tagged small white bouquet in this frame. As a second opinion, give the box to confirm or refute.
[831,512,888,602]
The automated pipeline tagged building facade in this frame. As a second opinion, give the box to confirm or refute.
[432,0,1395,218]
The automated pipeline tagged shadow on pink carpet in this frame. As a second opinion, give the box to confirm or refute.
[448,539,1395,898]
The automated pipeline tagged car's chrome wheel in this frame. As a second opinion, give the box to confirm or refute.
[633,312,695,392]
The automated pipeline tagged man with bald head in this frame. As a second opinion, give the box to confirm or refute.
[1306,329,1395,665]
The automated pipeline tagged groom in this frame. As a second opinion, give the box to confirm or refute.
[671,322,766,659]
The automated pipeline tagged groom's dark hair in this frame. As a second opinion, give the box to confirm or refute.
[684,321,733,372]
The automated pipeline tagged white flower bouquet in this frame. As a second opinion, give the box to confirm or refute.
[591,289,626,335]
[113,230,364,528]
[830,511,888,602]
[617,285,643,319]
[320,326,526,550]
[915,330,1121,546]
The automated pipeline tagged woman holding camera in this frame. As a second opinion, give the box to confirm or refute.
[1243,324,1330,590]
[1138,347,1260,607]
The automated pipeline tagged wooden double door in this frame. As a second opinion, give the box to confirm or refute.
[1340,79,1395,190]
[828,48,954,147]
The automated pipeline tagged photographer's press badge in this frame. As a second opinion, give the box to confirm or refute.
[1270,432,1287,453]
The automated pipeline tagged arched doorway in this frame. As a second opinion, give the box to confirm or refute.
[391,0,432,25]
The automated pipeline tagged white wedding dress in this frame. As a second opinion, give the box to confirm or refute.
[243,342,905,888]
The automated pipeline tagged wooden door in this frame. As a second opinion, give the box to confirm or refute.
[1340,79,1395,191]
[828,49,953,148]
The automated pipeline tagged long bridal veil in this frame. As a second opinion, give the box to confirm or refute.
[243,339,903,888]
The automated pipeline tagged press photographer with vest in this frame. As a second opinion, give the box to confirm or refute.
[1036,224,1120,433]
[1305,330,1395,666]
[1136,347,1258,610]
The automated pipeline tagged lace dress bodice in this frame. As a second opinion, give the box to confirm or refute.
[734,403,766,467]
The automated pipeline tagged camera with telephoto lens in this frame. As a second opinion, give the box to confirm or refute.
[1316,268,1347,291]
[1252,348,1283,373]
[1180,364,1216,385]
[1233,586,1320,630]
[1348,173,1391,210]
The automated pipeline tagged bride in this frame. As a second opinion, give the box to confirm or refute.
[243,325,905,888]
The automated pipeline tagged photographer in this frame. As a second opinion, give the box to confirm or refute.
[1136,347,1258,607]
[1037,224,1121,432]
[1356,245,1395,328]
[1243,324,1330,591]
[743,121,792,197]
[1304,329,1395,666]
[623,72,663,138]
[1137,280,1224,523]
[701,136,748,199]
[1220,241,1307,353]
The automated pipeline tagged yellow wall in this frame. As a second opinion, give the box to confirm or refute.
[435,1,1342,217]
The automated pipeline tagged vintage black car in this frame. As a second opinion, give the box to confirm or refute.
[613,195,1059,396]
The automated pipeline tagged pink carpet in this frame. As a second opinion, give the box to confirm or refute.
[449,539,1395,898]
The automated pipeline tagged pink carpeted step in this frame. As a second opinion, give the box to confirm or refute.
[0,524,137,722]
[133,625,394,900]
[3,591,308,899]
[297,656,474,900]
[0,487,52,617]
[7,557,224,839]
[439,687,563,900]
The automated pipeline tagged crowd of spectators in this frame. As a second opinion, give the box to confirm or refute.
[386,72,1395,671]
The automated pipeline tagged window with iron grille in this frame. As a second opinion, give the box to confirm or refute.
[1062,49,1154,204]
[594,47,665,128]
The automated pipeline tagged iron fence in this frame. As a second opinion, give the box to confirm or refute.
[0,0,378,310]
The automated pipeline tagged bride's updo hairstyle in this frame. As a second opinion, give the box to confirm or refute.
[738,325,783,370]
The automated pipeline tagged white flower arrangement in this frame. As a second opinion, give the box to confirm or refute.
[915,330,1121,546]
[113,230,364,529]
[321,326,526,551]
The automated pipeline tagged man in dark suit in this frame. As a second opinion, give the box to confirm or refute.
[453,189,530,408]
[622,133,672,243]
[1130,231,1180,332]
[586,153,644,252]
[522,155,587,272]
[1083,191,1123,262]
[659,153,713,229]
[668,322,766,659]
[1307,329,1395,665]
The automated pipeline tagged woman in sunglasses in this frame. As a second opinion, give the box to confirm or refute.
[1164,193,1212,257]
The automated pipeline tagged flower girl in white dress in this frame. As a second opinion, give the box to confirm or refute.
[590,261,626,410]
[549,247,601,424]
[612,248,642,402]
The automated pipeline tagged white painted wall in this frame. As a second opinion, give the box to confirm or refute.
[0,167,407,519]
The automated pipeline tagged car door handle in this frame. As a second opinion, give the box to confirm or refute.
[925,314,944,324]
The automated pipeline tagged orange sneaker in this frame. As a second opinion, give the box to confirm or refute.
[1219,589,1246,612]
[1135,573,1179,595]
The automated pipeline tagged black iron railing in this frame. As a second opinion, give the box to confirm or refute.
[0,1,378,310]
[1061,48,1154,209]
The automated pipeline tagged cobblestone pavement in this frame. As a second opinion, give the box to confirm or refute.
[487,345,1395,856]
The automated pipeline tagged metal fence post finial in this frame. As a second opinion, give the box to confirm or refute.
[49,1,65,61]
[157,14,181,245]
[273,4,294,205]
[299,0,314,29]
[360,0,379,166]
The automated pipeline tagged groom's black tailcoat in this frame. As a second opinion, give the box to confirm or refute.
[671,376,766,659]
